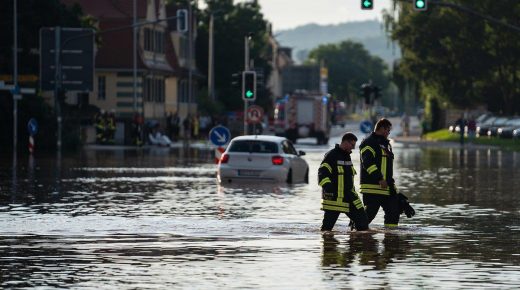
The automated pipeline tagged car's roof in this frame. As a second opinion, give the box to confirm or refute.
[230,135,287,143]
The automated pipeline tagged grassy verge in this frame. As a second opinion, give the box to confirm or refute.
[424,129,520,151]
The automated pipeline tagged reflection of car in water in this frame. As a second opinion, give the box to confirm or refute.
[217,135,309,184]
[273,92,331,145]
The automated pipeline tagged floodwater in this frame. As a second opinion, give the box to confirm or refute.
[1,136,519,289]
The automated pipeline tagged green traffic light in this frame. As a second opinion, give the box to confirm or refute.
[362,0,373,9]
[246,90,254,98]
[416,0,425,8]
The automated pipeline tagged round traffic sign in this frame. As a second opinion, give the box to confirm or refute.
[360,120,373,134]
[209,126,231,146]
[27,118,38,136]
[246,105,264,124]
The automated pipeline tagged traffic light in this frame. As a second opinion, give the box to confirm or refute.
[361,83,372,105]
[413,0,427,11]
[373,86,381,99]
[177,9,188,33]
[231,71,242,88]
[361,0,374,10]
[242,71,256,101]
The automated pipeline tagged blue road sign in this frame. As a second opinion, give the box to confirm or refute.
[27,118,38,136]
[10,85,20,95]
[360,120,373,134]
[209,126,231,146]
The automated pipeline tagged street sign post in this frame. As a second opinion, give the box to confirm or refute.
[209,126,231,146]
[27,118,38,154]
[40,27,95,91]
[27,118,38,136]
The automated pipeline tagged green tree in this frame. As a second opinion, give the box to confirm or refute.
[306,40,390,102]
[195,0,272,112]
[0,0,88,152]
[0,0,86,76]
[384,0,520,114]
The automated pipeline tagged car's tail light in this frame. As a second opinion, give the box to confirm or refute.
[272,156,284,165]
[220,154,229,164]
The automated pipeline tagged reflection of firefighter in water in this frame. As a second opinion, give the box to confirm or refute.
[321,233,411,270]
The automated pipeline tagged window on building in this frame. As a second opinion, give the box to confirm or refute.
[178,80,186,103]
[179,35,188,60]
[155,31,164,53]
[98,76,106,100]
[143,77,165,102]
[155,78,165,102]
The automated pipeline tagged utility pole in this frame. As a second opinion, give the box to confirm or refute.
[133,0,138,113]
[13,0,18,153]
[54,27,62,150]
[208,12,215,102]
[188,3,193,117]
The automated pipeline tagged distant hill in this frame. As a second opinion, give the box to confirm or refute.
[275,20,401,66]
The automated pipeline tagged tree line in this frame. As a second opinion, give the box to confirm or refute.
[383,0,520,121]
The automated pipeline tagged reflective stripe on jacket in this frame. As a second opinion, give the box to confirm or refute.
[318,144,363,213]
[359,133,395,195]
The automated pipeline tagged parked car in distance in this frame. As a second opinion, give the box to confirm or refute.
[498,118,520,138]
[487,117,509,137]
[477,117,498,136]
[217,135,309,184]
[513,128,520,139]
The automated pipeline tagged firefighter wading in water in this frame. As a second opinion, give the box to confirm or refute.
[359,118,401,227]
[318,132,369,232]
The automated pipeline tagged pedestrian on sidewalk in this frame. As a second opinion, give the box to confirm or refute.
[401,113,410,137]
[455,115,466,145]
[183,114,192,140]
[467,117,476,143]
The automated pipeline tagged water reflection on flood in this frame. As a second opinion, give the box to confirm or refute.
[1,145,519,289]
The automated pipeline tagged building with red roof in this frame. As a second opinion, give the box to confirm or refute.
[60,0,200,143]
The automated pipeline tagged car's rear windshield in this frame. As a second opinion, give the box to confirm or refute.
[228,140,278,153]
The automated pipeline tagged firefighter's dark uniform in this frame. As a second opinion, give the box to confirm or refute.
[95,114,106,144]
[359,132,400,227]
[319,144,369,231]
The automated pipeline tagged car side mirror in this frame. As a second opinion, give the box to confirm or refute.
[298,150,306,156]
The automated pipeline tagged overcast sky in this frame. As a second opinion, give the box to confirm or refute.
[255,0,394,30]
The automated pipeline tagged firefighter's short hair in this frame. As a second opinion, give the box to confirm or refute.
[375,118,392,131]
[341,132,358,143]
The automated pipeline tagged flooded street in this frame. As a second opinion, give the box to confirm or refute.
[1,132,519,289]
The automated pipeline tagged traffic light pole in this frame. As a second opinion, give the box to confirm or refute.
[54,27,62,151]
[243,36,250,135]
[13,0,18,154]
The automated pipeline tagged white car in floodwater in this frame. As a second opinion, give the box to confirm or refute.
[217,135,309,184]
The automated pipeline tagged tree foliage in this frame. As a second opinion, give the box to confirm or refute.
[384,0,520,114]
[306,40,390,101]
[195,0,272,112]
[0,0,87,152]
[0,0,86,75]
